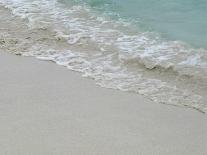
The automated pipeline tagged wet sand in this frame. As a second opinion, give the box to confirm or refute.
[0,5,207,113]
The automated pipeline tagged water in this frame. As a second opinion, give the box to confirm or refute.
[0,0,207,113]
[73,0,207,48]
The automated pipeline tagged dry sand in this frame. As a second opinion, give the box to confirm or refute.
[0,52,207,155]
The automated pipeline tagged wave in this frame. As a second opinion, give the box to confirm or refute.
[0,0,207,113]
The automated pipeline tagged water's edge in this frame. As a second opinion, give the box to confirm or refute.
[0,1,206,113]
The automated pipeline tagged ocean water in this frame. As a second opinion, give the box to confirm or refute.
[75,0,207,48]
[0,0,207,113]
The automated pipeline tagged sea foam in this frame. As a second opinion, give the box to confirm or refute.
[1,0,207,113]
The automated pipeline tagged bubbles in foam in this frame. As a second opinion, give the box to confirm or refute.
[19,43,206,113]
[1,0,207,113]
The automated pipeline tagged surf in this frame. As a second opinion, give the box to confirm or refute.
[0,0,207,113]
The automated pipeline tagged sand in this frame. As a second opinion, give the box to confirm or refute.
[0,4,207,155]
[0,52,207,155]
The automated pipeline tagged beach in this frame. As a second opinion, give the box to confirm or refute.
[0,2,207,112]
[1,52,207,155]
[0,2,207,154]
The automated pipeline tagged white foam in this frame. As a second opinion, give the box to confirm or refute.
[19,43,206,113]
[1,0,207,113]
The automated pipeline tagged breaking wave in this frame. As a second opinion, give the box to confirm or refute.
[0,0,207,113]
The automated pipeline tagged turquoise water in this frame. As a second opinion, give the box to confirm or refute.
[68,0,207,49]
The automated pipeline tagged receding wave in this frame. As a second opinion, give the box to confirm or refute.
[0,0,207,113]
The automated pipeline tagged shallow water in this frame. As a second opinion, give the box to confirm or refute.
[71,0,207,48]
[0,0,207,113]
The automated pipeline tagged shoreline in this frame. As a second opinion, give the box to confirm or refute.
[0,51,207,155]
[0,3,207,154]
[0,5,207,113]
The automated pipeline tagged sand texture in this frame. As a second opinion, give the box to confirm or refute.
[0,52,207,155]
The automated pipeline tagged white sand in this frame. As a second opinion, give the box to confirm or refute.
[0,52,207,155]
